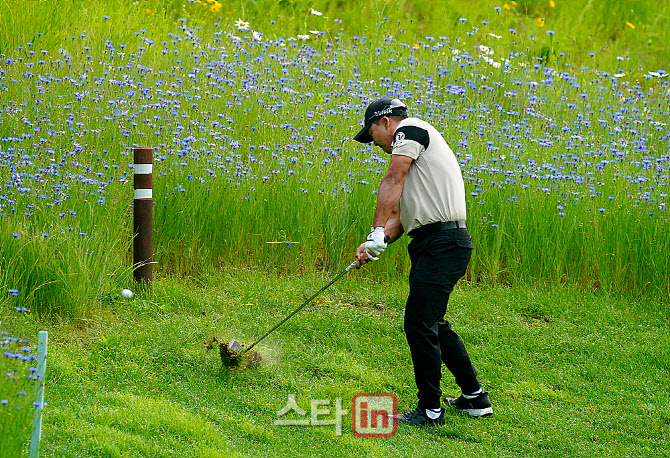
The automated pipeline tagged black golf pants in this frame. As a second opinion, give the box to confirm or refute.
[404,228,481,410]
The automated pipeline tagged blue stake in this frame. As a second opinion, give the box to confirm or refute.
[30,331,48,458]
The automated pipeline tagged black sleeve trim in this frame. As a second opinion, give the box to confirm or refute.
[395,125,430,149]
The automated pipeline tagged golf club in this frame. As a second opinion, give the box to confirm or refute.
[229,260,359,354]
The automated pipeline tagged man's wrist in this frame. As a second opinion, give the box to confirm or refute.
[370,226,390,244]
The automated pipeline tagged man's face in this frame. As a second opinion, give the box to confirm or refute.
[367,117,395,154]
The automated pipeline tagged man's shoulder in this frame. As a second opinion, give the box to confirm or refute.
[395,118,431,149]
[398,117,430,129]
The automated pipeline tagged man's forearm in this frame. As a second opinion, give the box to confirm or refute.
[372,174,404,227]
[384,211,404,244]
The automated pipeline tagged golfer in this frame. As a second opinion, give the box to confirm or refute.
[353,98,492,426]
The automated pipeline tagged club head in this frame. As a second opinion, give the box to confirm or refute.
[228,339,242,352]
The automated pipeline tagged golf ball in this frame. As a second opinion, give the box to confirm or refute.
[121,289,133,299]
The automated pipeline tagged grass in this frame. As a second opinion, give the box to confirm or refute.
[1,1,670,455]
[3,0,668,69]
[0,326,36,457]
[1,0,669,312]
[5,271,667,457]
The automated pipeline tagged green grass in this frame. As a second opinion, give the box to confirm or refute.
[3,0,668,69]
[0,326,36,457]
[2,0,669,310]
[2,1,670,455]
[7,272,668,457]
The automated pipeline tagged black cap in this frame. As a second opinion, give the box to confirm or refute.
[353,98,408,143]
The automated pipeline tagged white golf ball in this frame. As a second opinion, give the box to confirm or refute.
[121,289,133,299]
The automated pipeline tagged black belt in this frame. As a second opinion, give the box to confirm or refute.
[409,221,467,239]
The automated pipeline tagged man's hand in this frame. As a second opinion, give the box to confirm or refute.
[355,242,370,268]
[364,226,387,261]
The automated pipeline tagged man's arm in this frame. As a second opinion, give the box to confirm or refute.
[355,154,412,267]
[372,154,413,228]
[384,203,404,243]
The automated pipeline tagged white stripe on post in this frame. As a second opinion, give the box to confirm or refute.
[30,330,48,458]
[134,163,153,175]
[134,189,153,200]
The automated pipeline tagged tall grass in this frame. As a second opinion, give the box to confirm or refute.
[2,0,669,68]
[1,0,669,316]
[0,324,36,457]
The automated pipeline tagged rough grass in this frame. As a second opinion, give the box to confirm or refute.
[7,270,667,457]
[2,0,670,313]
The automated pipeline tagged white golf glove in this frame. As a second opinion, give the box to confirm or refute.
[365,226,388,261]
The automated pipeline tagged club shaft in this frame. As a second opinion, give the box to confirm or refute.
[244,264,354,353]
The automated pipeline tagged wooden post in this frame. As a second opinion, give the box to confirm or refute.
[133,147,153,285]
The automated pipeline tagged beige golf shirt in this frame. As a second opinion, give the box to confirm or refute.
[391,117,467,235]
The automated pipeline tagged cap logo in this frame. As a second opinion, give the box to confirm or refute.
[372,107,394,118]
